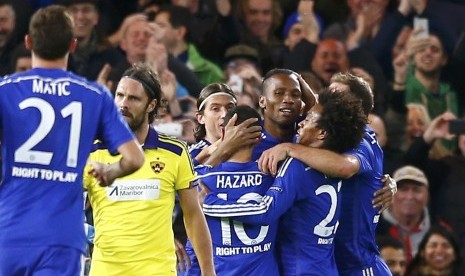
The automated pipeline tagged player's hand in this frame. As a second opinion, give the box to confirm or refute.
[373,174,397,214]
[175,238,191,272]
[222,114,262,151]
[258,143,292,176]
[88,161,114,187]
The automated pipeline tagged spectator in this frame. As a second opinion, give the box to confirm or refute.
[235,0,286,73]
[405,103,451,159]
[63,0,124,81]
[154,5,224,86]
[107,16,203,97]
[405,226,462,276]
[377,235,408,276]
[0,1,18,76]
[9,44,31,73]
[223,44,262,109]
[393,32,459,119]
[170,0,240,65]
[377,165,432,261]
[281,0,321,51]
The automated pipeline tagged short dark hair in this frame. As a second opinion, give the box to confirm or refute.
[156,6,193,43]
[261,68,298,95]
[121,63,162,123]
[28,5,74,60]
[194,83,237,142]
[376,235,405,251]
[316,88,366,153]
[331,73,374,116]
[10,44,31,72]
[223,105,262,128]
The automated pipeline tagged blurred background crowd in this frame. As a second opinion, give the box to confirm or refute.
[1,0,464,275]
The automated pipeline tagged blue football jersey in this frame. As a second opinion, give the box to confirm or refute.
[335,127,389,275]
[0,69,134,253]
[252,129,293,161]
[188,139,211,167]
[186,161,278,276]
[203,157,342,276]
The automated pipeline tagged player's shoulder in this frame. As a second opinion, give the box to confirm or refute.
[276,157,307,177]
[157,132,189,156]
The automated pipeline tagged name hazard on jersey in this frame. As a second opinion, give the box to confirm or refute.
[12,166,78,182]
[216,174,263,189]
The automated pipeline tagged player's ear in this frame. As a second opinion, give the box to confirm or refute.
[259,96,266,109]
[68,38,77,53]
[318,129,327,141]
[25,35,32,50]
[147,99,157,113]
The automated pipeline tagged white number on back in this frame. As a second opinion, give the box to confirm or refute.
[313,181,342,237]
[218,192,269,245]
[14,98,82,168]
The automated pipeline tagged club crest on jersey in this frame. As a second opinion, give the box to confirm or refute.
[151,160,165,174]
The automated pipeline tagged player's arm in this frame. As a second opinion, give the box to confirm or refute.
[298,73,318,115]
[88,140,144,186]
[258,142,359,178]
[178,186,215,276]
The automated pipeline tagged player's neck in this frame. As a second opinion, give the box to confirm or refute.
[228,149,253,163]
[263,120,295,141]
[32,54,68,70]
[134,123,150,145]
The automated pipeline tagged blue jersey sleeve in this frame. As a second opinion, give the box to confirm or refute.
[346,139,373,175]
[95,89,134,153]
[202,158,300,224]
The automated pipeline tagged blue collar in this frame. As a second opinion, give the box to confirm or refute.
[142,126,159,150]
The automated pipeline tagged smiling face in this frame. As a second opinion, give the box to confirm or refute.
[196,94,236,143]
[392,182,428,220]
[423,234,456,271]
[67,3,98,41]
[120,20,151,63]
[260,72,302,129]
[406,105,429,144]
[311,39,350,85]
[414,34,447,75]
[296,104,324,147]
[115,77,155,132]
[243,0,273,40]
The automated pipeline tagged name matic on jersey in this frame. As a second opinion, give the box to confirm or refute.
[216,174,263,189]
[12,166,78,182]
[33,79,71,96]
[216,242,272,256]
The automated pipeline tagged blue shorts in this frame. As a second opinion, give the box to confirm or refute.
[339,256,392,276]
[0,246,82,276]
